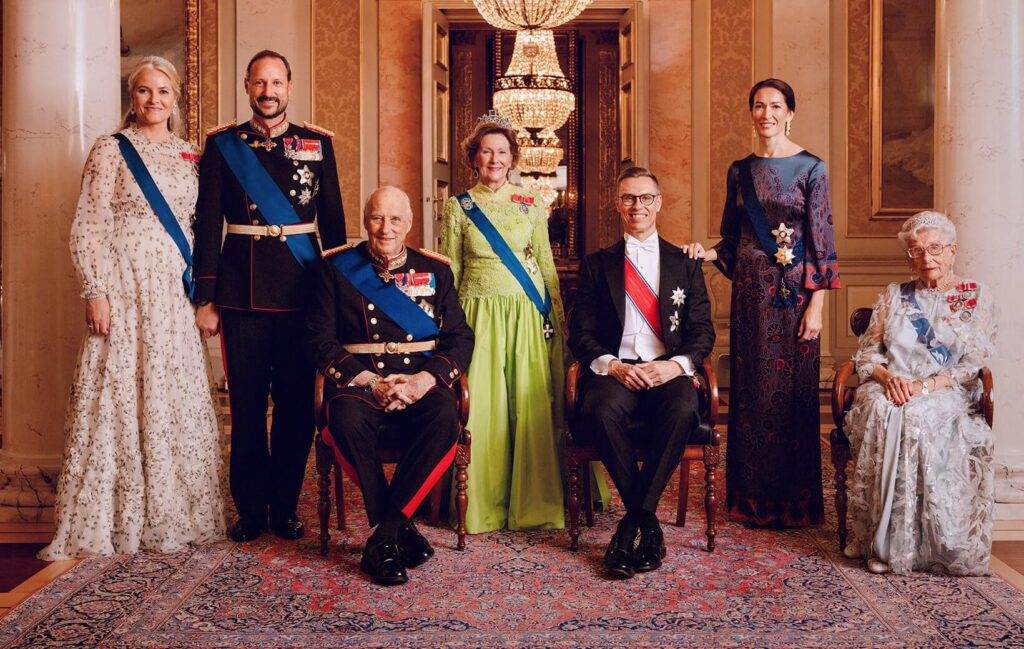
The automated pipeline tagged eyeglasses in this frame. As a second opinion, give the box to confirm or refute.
[906,243,952,259]
[618,193,660,206]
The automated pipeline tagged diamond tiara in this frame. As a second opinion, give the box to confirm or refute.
[475,110,516,132]
[903,211,952,232]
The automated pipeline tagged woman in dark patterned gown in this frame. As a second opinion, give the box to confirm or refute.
[685,79,840,527]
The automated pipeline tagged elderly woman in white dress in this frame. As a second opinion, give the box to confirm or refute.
[843,211,997,576]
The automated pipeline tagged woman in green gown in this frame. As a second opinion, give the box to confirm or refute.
[440,114,569,532]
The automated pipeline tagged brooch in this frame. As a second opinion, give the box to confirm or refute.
[460,196,474,211]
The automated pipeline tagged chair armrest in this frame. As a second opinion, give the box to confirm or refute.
[566,361,582,414]
[979,366,994,428]
[831,360,856,429]
[456,374,471,429]
[698,359,720,428]
[314,371,326,431]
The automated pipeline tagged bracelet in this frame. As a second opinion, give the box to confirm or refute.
[921,377,934,395]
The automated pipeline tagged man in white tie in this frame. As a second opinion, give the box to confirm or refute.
[568,167,716,579]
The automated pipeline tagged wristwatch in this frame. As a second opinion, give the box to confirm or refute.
[366,375,381,393]
[921,377,934,395]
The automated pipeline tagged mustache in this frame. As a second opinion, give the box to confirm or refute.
[257,96,278,103]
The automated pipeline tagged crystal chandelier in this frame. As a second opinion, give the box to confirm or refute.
[517,130,563,174]
[472,0,592,31]
[519,173,559,207]
[493,29,576,134]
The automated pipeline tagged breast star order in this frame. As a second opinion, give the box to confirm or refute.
[671,286,686,306]
[296,165,314,185]
[774,246,796,266]
[771,222,795,244]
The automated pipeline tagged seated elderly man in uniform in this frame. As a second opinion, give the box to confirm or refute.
[306,185,474,585]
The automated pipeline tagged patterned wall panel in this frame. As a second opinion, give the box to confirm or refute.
[314,0,362,238]
[199,0,219,142]
[709,0,753,236]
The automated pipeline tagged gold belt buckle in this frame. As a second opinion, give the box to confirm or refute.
[267,224,282,237]
[385,342,400,354]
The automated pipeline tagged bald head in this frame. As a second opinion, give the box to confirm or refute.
[364,185,414,259]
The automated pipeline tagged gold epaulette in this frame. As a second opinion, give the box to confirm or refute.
[417,248,451,265]
[205,121,236,137]
[322,242,355,258]
[304,121,335,138]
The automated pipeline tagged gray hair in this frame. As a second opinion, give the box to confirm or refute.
[897,211,957,249]
[119,56,182,134]
[362,185,414,224]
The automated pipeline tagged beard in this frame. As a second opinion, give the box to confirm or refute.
[251,95,287,120]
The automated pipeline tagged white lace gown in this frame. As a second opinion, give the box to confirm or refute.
[39,127,225,560]
[844,280,997,575]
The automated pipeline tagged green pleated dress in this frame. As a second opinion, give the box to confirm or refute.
[441,182,608,533]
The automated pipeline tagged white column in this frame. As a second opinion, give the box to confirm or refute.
[936,0,1024,519]
[0,0,120,522]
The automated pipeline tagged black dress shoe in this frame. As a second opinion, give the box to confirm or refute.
[360,540,409,586]
[634,527,666,572]
[397,521,434,568]
[270,515,305,540]
[230,518,263,543]
[604,527,638,579]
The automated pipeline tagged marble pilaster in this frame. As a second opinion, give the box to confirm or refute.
[935,0,1024,519]
[0,0,121,521]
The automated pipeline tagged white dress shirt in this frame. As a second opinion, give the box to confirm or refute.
[590,232,694,376]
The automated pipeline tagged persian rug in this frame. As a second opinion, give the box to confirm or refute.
[2,447,1022,648]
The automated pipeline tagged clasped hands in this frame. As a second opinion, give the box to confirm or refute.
[882,374,937,406]
[356,370,436,411]
[608,358,682,391]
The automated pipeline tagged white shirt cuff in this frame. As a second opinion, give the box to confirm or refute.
[670,355,695,376]
[590,354,618,375]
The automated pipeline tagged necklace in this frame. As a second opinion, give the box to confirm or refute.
[916,273,958,293]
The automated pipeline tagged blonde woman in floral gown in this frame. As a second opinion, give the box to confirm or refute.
[40,57,224,559]
[439,115,579,532]
[844,211,997,575]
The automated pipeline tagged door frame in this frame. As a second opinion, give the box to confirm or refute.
[419,0,651,249]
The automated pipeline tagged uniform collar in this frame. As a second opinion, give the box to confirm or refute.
[248,115,290,138]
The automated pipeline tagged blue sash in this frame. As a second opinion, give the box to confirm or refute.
[113,133,195,299]
[210,130,318,268]
[737,159,803,308]
[899,282,954,368]
[456,192,552,319]
[330,247,439,340]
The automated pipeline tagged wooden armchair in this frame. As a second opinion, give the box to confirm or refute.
[829,307,995,552]
[564,360,722,552]
[313,372,472,555]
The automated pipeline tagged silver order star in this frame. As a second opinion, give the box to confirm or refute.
[671,286,686,306]
[543,321,555,339]
[771,222,795,244]
[298,188,313,205]
[296,165,315,185]
[669,310,680,332]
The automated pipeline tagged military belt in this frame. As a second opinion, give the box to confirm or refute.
[342,341,438,355]
[226,222,316,241]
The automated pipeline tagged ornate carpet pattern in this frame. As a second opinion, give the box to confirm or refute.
[2,450,1023,648]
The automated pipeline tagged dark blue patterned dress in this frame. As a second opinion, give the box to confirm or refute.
[714,151,840,527]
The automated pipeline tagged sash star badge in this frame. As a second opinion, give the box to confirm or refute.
[771,222,795,244]
[669,310,680,332]
[296,165,314,185]
[671,287,686,306]
[460,196,474,211]
[774,246,795,266]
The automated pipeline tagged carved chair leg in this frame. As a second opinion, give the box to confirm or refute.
[831,431,850,553]
[455,451,469,551]
[567,450,582,551]
[316,439,332,557]
[429,482,442,526]
[703,445,719,552]
[583,464,595,527]
[333,465,346,531]
[675,459,691,527]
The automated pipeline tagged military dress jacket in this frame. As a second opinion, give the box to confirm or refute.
[193,120,347,310]
[306,242,475,397]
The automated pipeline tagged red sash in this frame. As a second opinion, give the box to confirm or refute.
[623,255,663,339]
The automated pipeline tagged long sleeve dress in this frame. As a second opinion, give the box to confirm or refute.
[39,127,225,560]
[844,280,997,575]
[713,151,841,527]
[440,182,568,532]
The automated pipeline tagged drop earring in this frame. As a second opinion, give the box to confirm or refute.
[785,120,792,136]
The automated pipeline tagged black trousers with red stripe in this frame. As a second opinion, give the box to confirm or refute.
[327,386,459,527]
[220,308,315,524]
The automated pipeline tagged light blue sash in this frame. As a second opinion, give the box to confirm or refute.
[113,133,194,299]
[899,281,954,368]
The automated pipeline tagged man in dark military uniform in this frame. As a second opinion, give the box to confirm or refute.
[194,49,347,542]
[306,186,473,585]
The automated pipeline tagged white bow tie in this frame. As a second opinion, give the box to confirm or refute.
[626,238,658,255]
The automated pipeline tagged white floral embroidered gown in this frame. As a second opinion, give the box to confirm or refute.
[40,127,225,560]
[844,280,997,575]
